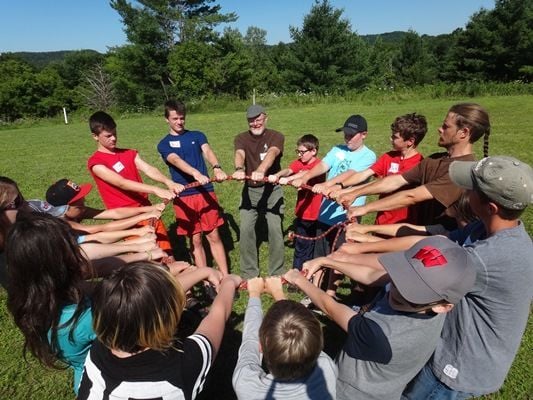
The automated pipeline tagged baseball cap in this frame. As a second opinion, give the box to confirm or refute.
[449,156,533,210]
[46,179,93,206]
[335,115,367,135]
[379,236,476,305]
[26,200,68,217]
[246,104,266,119]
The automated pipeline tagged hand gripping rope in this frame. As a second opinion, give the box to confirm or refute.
[149,175,357,286]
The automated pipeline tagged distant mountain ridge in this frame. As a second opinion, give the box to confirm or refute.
[7,31,441,68]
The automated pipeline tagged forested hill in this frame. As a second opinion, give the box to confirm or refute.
[9,50,102,69]
[9,31,417,69]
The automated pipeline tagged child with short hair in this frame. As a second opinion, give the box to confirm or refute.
[232,276,337,399]
[46,178,164,235]
[286,235,476,400]
[87,111,184,251]
[331,112,427,225]
[78,262,241,400]
[268,134,325,269]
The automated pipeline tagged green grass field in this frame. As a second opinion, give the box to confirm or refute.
[0,95,531,399]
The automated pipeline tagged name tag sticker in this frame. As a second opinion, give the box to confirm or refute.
[169,141,181,148]
[443,364,458,379]
[388,162,400,174]
[112,161,125,173]
[260,152,266,161]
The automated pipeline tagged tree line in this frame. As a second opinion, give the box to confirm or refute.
[0,0,531,122]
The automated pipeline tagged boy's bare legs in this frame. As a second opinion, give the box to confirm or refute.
[190,232,207,268]
[189,229,228,276]
[205,227,229,276]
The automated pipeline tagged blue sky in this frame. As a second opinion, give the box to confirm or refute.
[0,0,495,53]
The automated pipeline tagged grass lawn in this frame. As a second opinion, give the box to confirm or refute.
[0,95,531,399]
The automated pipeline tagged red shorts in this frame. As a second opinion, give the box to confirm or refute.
[136,218,172,251]
[173,192,223,236]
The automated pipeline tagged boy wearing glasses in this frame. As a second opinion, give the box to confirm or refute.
[293,115,376,256]
[268,134,325,269]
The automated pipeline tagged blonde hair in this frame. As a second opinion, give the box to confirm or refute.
[92,262,186,353]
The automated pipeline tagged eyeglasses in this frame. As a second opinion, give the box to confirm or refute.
[295,149,311,155]
[2,194,24,211]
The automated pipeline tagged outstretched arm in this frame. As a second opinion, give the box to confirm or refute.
[284,269,356,332]
[91,163,175,201]
[302,255,389,286]
[348,184,433,219]
[195,275,242,358]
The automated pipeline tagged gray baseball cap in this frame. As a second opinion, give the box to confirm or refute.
[379,236,476,305]
[246,104,266,119]
[26,200,68,217]
[449,156,533,210]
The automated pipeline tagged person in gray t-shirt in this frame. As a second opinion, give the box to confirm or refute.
[403,156,533,399]
[232,277,337,400]
[286,235,476,400]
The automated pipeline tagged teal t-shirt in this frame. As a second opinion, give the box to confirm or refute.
[52,303,95,393]
[319,144,376,225]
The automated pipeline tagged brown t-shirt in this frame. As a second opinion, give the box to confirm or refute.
[234,128,284,187]
[402,152,475,227]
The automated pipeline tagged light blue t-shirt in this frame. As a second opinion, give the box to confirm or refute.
[319,145,376,225]
[53,303,96,393]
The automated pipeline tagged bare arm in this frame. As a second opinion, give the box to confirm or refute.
[284,270,357,332]
[89,204,164,220]
[336,235,429,256]
[81,226,154,244]
[251,146,281,181]
[348,184,433,219]
[175,267,222,292]
[232,149,246,180]
[69,211,160,233]
[292,160,330,187]
[302,256,389,286]
[341,168,376,187]
[166,153,210,185]
[346,222,428,239]
[91,164,175,201]
[195,275,241,357]
[202,143,227,181]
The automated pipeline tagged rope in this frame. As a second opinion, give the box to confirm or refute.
[149,175,355,258]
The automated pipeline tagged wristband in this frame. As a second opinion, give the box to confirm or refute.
[235,166,244,171]
[213,164,222,170]
[145,250,152,261]
[336,182,345,189]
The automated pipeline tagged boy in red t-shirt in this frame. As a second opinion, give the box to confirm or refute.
[269,134,325,269]
[330,113,427,225]
[87,111,184,252]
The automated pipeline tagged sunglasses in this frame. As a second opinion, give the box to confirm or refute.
[2,194,24,211]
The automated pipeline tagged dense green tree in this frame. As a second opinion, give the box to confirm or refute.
[109,0,236,108]
[214,28,254,98]
[284,0,370,93]
[392,30,436,85]
[451,0,533,81]
[0,56,35,121]
[367,37,396,88]
[168,40,220,98]
[243,26,280,93]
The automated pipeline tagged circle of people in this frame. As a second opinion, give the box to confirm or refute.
[0,101,532,400]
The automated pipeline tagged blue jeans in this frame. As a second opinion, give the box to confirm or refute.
[402,364,475,400]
